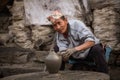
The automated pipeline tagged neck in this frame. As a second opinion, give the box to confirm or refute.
[63,23,69,38]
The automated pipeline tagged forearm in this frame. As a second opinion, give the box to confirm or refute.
[75,41,95,51]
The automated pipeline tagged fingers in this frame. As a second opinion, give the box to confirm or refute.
[57,51,66,56]
[62,54,69,61]
[62,52,71,61]
[57,52,62,56]
[57,49,73,61]
[63,52,71,58]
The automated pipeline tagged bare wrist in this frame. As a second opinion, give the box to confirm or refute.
[75,47,79,51]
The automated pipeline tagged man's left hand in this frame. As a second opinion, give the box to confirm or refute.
[62,48,77,61]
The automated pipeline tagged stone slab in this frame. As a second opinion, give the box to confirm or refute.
[0,71,110,80]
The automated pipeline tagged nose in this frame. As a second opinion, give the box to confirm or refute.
[56,24,61,30]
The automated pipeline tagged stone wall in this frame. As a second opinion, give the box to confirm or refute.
[8,0,34,49]
[90,0,120,51]
[0,0,120,52]
[9,0,54,50]
[7,0,85,50]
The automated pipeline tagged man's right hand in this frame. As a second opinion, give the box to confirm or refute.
[57,49,76,62]
[57,51,67,61]
[57,51,66,56]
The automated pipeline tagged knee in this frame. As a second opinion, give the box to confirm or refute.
[91,44,105,55]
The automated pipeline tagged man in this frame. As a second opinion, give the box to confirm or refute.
[47,11,108,74]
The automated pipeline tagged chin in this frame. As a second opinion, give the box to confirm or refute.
[57,30,63,34]
[58,32,63,34]
[58,30,66,34]
[60,31,65,34]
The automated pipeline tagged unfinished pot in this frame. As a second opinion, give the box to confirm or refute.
[45,50,62,74]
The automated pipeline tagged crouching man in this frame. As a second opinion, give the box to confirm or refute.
[47,11,108,74]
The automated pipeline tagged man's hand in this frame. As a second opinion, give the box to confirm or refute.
[57,50,66,56]
[62,48,77,61]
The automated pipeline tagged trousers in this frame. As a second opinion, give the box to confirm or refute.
[57,44,108,74]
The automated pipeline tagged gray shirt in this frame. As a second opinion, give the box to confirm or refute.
[55,20,100,59]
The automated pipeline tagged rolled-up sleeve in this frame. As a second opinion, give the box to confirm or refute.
[76,21,96,42]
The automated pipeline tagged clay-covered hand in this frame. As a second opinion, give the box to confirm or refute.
[62,48,77,61]
[57,50,66,56]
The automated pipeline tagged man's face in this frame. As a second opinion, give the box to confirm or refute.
[52,18,68,34]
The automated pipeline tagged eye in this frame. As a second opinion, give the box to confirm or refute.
[58,22,62,25]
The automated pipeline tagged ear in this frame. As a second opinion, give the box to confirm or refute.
[64,17,68,22]
[65,18,68,23]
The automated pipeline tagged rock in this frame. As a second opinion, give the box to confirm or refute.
[93,7,120,51]
[0,71,110,80]
[89,0,120,9]
[27,51,49,62]
[0,63,45,78]
[24,0,83,25]
[0,33,14,46]
[0,47,33,64]
[10,1,24,21]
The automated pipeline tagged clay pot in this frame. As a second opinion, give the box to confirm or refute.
[45,50,62,74]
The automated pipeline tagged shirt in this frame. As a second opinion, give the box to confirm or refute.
[55,19,100,59]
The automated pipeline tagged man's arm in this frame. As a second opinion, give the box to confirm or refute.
[62,41,95,61]
[75,41,95,51]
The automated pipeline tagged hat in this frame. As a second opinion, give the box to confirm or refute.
[47,11,63,23]
[51,10,63,19]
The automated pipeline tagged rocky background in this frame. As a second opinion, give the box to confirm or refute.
[1,0,119,62]
[0,0,120,80]
[0,0,120,51]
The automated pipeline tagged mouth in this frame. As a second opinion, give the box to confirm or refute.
[58,30,62,33]
[57,29,62,33]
